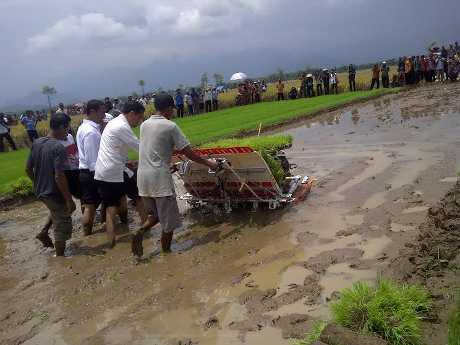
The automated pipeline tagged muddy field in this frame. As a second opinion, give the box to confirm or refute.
[1,83,460,345]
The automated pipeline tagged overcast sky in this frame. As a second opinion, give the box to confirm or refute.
[1,0,459,108]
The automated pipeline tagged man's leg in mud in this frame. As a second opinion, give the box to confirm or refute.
[118,196,128,224]
[36,213,54,248]
[134,197,147,224]
[105,206,118,248]
[161,231,173,253]
[82,204,96,236]
[41,197,72,256]
[132,215,159,257]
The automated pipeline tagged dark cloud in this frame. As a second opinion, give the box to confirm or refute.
[1,0,459,108]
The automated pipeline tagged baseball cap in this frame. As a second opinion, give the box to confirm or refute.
[154,93,175,111]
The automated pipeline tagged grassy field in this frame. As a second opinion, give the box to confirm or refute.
[7,67,396,149]
[0,87,397,196]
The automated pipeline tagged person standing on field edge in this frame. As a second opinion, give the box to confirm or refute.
[26,113,76,256]
[94,101,147,248]
[175,89,184,118]
[184,92,193,115]
[132,94,219,257]
[329,69,338,94]
[322,69,330,95]
[370,64,380,89]
[212,88,219,111]
[21,110,39,143]
[276,79,285,100]
[0,114,17,152]
[204,87,212,112]
[348,64,356,91]
[381,61,390,88]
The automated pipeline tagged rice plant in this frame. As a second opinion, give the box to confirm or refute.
[449,293,460,345]
[293,320,328,345]
[331,279,431,345]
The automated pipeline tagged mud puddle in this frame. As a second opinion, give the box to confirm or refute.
[1,83,460,345]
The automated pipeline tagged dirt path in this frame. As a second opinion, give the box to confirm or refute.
[1,83,459,345]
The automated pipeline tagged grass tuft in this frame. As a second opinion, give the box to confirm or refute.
[448,293,460,345]
[331,279,431,345]
[294,320,328,345]
[201,134,293,153]
[2,177,33,199]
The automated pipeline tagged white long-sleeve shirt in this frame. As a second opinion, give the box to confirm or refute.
[76,119,101,171]
[95,114,139,183]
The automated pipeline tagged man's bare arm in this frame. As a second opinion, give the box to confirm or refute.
[180,146,218,170]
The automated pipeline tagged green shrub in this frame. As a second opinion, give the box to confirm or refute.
[4,177,33,198]
[331,279,431,345]
[294,320,328,345]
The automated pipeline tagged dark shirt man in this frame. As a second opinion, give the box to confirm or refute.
[348,64,356,91]
[26,113,76,256]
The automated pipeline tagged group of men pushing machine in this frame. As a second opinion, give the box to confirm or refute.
[26,95,221,257]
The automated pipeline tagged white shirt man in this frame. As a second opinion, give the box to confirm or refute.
[94,102,146,247]
[76,99,105,236]
[95,114,139,183]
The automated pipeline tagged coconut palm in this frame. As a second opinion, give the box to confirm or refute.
[42,85,57,114]
[138,80,145,97]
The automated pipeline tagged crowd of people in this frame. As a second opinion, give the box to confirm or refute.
[26,96,221,257]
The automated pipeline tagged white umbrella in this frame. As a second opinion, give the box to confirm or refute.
[230,72,248,82]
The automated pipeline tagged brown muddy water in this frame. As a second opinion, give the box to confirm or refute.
[1,83,460,345]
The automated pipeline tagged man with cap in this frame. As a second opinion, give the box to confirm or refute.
[132,94,219,257]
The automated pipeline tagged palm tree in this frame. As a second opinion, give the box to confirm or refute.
[42,85,57,114]
[138,80,145,97]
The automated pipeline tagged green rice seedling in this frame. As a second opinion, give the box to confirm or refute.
[201,134,293,153]
[293,320,327,345]
[331,279,432,345]
[448,293,460,345]
[331,281,374,331]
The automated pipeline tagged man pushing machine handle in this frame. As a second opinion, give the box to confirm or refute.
[133,94,223,258]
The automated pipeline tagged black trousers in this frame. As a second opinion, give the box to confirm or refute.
[212,100,218,111]
[330,83,338,94]
[277,93,285,101]
[382,76,390,88]
[205,100,212,112]
[316,84,323,96]
[176,105,184,118]
[323,82,329,95]
[370,78,380,89]
[306,86,314,97]
[349,76,356,91]
[0,133,17,152]
[27,130,39,143]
